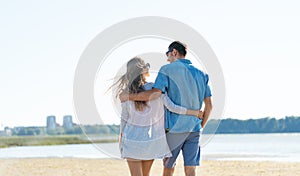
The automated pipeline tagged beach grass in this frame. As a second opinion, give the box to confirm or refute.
[0,135,118,148]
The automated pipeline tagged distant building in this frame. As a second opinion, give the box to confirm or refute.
[0,122,4,131]
[4,127,12,136]
[46,116,57,133]
[63,115,73,129]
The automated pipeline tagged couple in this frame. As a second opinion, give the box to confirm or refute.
[115,41,212,176]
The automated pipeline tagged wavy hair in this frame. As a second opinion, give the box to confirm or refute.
[112,57,148,111]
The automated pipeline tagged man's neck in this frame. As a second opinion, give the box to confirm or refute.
[176,55,185,60]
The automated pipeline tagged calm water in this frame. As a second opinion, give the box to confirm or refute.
[202,133,300,162]
[1,133,300,162]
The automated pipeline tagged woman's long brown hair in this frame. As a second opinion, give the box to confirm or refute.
[111,57,148,111]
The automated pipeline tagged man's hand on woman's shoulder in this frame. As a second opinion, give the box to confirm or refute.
[119,91,129,102]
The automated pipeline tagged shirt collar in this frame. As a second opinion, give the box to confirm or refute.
[175,58,192,64]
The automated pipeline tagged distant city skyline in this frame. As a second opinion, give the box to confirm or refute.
[1,0,300,127]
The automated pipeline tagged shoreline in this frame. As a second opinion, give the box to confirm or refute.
[0,158,300,176]
[1,132,299,148]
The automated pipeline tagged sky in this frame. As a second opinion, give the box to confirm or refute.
[0,0,300,128]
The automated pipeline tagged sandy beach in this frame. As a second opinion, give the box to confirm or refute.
[1,158,299,176]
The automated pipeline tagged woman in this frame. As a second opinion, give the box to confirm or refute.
[113,57,202,176]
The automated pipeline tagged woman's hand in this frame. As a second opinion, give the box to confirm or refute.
[186,109,204,119]
[197,110,204,119]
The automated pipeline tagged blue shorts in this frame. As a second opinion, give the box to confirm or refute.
[163,132,201,168]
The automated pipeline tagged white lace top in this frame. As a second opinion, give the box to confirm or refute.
[120,83,187,160]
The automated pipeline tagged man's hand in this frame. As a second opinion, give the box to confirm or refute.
[119,88,162,102]
[201,97,212,127]
[119,91,129,102]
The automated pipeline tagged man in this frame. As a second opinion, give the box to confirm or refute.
[120,41,212,176]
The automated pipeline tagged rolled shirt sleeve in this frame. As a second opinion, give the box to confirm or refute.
[204,74,212,98]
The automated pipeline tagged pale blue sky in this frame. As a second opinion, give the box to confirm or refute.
[1,0,300,127]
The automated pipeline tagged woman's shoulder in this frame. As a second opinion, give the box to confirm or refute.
[143,82,154,91]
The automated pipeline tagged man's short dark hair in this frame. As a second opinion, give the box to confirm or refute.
[168,41,187,56]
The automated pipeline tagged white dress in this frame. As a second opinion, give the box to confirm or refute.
[120,83,187,160]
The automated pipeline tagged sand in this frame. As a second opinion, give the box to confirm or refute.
[0,158,300,176]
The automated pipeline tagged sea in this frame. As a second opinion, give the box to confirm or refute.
[1,133,300,162]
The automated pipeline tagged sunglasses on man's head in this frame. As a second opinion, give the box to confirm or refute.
[165,48,173,56]
[143,63,150,69]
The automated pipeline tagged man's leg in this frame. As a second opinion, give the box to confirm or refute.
[163,152,180,176]
[163,133,187,176]
[184,166,196,176]
[182,132,201,176]
[163,166,175,176]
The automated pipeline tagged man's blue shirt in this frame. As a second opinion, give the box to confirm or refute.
[153,59,212,133]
